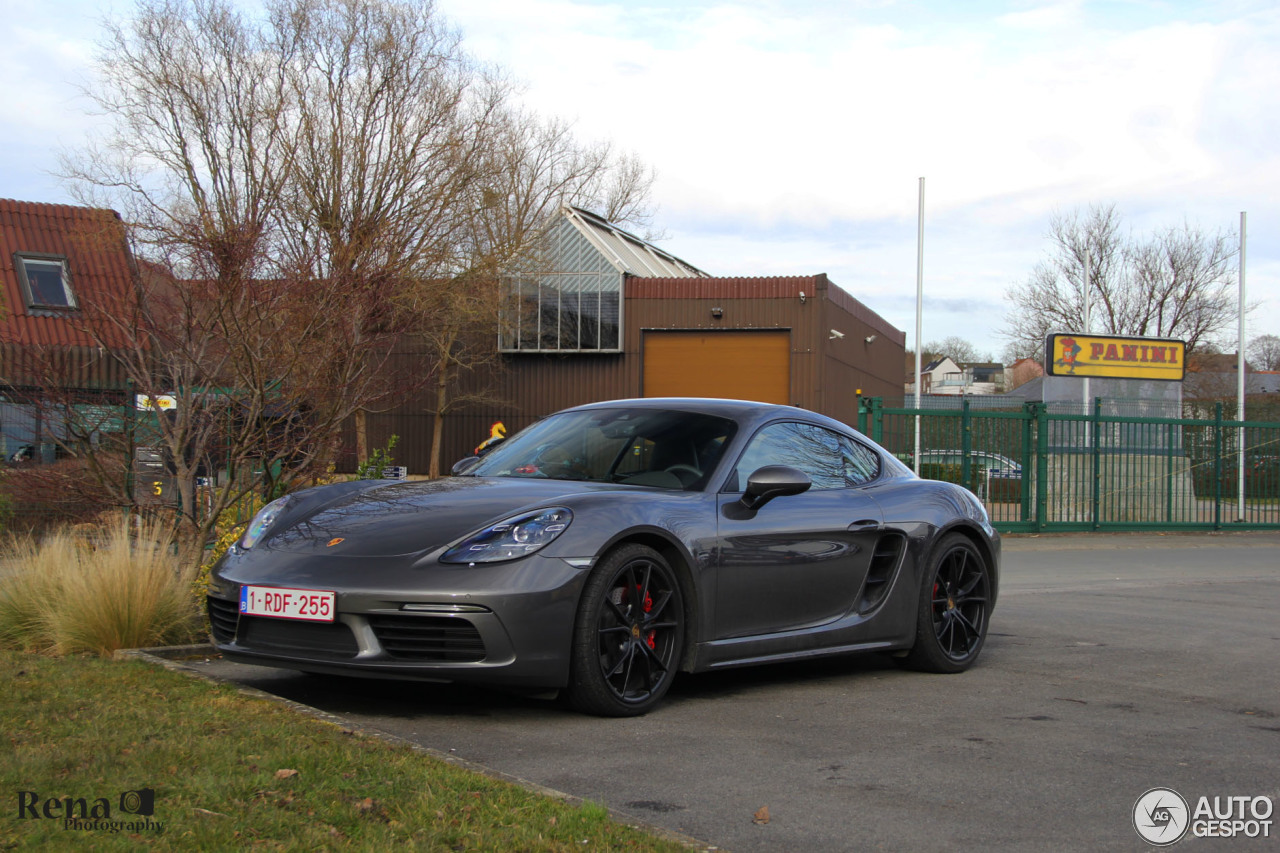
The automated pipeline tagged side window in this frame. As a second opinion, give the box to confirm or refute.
[838,435,881,485]
[731,422,847,491]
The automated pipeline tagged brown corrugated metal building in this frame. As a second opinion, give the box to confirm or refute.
[374,208,907,472]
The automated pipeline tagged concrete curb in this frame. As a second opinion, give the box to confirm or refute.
[116,645,718,852]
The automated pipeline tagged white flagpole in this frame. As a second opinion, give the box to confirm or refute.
[914,177,924,474]
[1237,211,1247,521]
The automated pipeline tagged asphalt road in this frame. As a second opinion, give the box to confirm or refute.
[191,532,1280,852]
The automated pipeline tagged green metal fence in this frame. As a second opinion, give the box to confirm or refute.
[858,396,1280,533]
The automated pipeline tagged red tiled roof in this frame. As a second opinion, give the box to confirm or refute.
[0,198,136,351]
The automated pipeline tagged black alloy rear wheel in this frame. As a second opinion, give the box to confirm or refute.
[901,533,991,673]
[566,544,685,717]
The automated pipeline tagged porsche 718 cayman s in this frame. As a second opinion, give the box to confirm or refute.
[207,398,1000,716]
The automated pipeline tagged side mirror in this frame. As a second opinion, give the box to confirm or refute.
[741,465,811,510]
[451,456,480,476]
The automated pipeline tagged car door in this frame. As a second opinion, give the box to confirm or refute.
[713,421,884,640]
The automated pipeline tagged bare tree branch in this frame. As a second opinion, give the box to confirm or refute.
[47,0,660,558]
[1002,204,1243,360]
[1247,334,1280,371]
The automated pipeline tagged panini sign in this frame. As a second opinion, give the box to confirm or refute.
[1046,333,1186,381]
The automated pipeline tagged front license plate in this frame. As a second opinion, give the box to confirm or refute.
[240,585,336,622]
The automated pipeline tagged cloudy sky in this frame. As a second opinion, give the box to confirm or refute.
[3,0,1277,360]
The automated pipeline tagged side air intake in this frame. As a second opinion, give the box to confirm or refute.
[859,533,906,613]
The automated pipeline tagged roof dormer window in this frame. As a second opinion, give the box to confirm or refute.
[15,253,76,310]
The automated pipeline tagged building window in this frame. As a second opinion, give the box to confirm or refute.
[499,214,628,353]
[501,271,622,352]
[15,253,76,310]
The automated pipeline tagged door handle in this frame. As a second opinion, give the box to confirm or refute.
[847,519,881,532]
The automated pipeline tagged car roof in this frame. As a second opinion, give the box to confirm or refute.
[561,397,852,432]
[557,398,911,480]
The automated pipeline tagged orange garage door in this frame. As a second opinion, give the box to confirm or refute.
[643,331,790,404]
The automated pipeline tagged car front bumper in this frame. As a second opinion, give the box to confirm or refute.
[206,552,590,688]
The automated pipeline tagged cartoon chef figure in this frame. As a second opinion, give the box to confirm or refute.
[1054,337,1082,374]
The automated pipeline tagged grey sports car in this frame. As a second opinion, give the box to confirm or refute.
[207,398,999,716]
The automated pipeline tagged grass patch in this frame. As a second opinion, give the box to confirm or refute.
[0,649,690,850]
[0,517,201,655]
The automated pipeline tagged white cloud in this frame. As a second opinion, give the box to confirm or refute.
[995,1,1083,32]
[0,1,126,199]
[436,0,1280,354]
[3,0,1276,357]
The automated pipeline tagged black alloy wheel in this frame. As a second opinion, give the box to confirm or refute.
[902,533,991,673]
[567,544,685,716]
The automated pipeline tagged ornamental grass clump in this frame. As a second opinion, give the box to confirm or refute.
[0,516,202,655]
[0,533,75,650]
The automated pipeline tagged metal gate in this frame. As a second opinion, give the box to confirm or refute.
[857,397,1280,533]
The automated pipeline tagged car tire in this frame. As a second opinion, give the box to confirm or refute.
[900,533,991,673]
[566,544,685,717]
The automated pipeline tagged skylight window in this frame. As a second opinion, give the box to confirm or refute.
[15,253,76,310]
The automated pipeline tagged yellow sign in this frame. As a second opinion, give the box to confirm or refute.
[1046,333,1186,381]
[135,394,178,411]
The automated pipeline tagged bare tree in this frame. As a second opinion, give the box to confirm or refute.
[54,0,307,562]
[1247,334,1280,371]
[1000,340,1040,365]
[268,2,656,473]
[405,105,657,475]
[265,0,497,464]
[53,0,657,560]
[1001,204,1241,359]
[923,336,992,365]
[32,220,415,566]
[1126,224,1239,348]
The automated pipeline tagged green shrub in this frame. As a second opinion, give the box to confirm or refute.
[918,462,962,483]
[1191,463,1280,500]
[194,493,267,595]
[919,462,983,491]
[355,434,399,480]
[917,462,996,498]
[0,516,201,655]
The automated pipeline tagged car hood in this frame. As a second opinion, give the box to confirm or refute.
[260,476,625,557]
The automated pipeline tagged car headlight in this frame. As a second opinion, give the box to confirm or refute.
[239,495,293,550]
[440,507,573,564]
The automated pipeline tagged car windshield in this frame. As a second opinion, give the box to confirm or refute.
[465,408,738,490]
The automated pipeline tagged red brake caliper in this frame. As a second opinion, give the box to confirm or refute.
[637,584,655,649]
